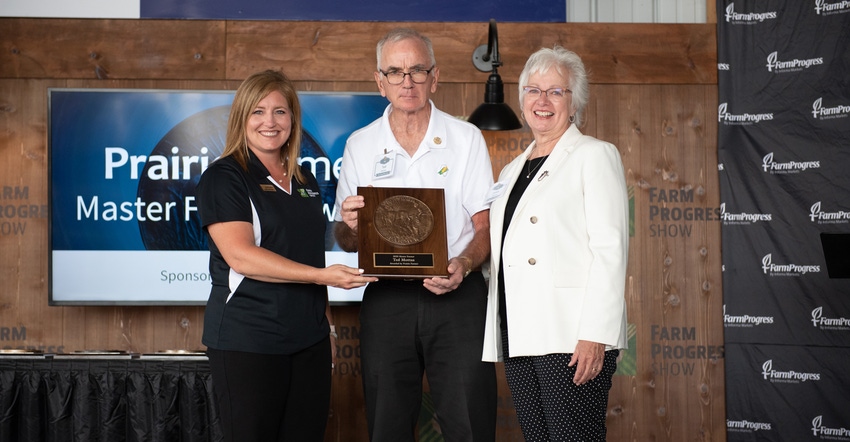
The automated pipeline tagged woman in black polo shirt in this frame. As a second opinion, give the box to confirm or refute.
[196,69,376,442]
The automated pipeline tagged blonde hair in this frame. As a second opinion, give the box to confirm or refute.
[221,69,306,183]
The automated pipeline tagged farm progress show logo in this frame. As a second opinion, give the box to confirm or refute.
[724,3,778,23]
[814,0,850,16]
[1,186,46,237]
[719,203,772,226]
[812,97,850,120]
[809,201,850,224]
[811,415,850,440]
[647,187,721,238]
[650,325,723,377]
[762,152,820,174]
[723,305,774,328]
[761,253,820,276]
[760,359,821,384]
[765,51,824,74]
[727,418,773,434]
[811,307,850,331]
[718,103,773,125]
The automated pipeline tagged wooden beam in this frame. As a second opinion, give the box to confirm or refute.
[228,21,717,84]
[0,18,227,80]
[1,19,716,84]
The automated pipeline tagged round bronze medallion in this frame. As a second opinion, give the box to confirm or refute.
[374,195,434,246]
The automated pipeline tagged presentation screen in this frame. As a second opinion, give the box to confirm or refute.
[48,89,387,305]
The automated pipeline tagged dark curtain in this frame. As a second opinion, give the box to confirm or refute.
[718,1,850,440]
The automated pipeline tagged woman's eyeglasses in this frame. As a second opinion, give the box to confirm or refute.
[522,86,572,100]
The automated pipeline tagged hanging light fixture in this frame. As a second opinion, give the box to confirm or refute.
[467,19,523,131]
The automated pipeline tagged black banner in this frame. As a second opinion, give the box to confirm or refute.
[718,1,850,440]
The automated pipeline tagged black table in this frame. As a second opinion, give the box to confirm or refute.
[0,354,221,442]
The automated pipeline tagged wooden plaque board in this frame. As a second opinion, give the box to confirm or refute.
[357,187,449,278]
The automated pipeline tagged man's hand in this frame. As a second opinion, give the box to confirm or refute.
[423,256,468,295]
[422,210,489,295]
[339,195,365,232]
[334,195,365,253]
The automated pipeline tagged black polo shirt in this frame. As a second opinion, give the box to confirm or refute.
[196,151,328,355]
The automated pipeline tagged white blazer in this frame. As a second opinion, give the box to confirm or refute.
[482,125,629,361]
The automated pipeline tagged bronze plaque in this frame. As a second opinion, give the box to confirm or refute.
[357,187,448,278]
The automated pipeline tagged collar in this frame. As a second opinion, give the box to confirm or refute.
[522,124,583,160]
[379,101,448,156]
[422,101,448,150]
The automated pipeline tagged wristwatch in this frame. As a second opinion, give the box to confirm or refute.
[329,325,338,339]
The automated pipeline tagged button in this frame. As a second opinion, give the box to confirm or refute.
[530,216,538,224]
[528,258,537,265]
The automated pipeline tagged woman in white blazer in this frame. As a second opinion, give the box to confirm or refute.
[482,46,629,441]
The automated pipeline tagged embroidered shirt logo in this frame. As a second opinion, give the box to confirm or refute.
[298,189,321,198]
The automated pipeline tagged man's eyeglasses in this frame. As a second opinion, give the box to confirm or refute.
[522,86,572,100]
[379,67,434,85]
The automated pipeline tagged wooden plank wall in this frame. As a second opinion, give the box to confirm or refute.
[0,19,722,441]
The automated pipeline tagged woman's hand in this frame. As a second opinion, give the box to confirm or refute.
[321,264,377,289]
[569,340,606,385]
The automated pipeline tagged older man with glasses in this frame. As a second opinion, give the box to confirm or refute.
[333,27,497,442]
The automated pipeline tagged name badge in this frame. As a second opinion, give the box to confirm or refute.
[373,150,396,179]
[484,182,508,204]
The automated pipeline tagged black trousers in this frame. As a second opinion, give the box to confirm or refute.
[501,328,617,442]
[207,336,332,442]
[359,273,497,442]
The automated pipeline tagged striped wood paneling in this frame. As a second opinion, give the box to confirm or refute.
[0,18,722,441]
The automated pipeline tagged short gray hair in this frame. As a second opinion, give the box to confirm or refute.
[518,46,589,127]
[376,28,436,70]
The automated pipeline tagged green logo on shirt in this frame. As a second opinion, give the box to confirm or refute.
[298,189,320,198]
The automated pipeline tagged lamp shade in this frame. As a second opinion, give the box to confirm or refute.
[468,102,522,131]
[468,20,522,131]
[468,71,522,131]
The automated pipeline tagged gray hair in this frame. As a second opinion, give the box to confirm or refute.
[518,46,589,127]
[376,28,436,70]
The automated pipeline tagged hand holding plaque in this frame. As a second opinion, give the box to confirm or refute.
[357,187,448,278]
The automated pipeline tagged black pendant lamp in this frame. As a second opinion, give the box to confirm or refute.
[467,19,523,131]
